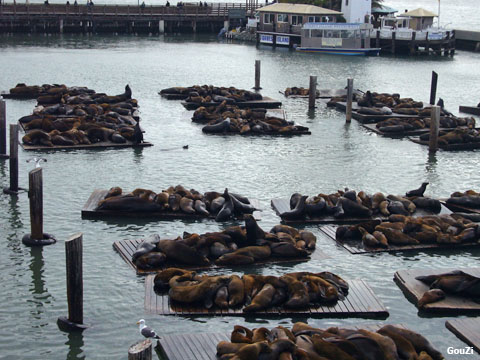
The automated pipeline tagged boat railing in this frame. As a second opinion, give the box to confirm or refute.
[372,28,449,41]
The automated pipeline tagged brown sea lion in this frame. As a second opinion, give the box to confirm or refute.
[179,197,195,214]
[281,195,308,220]
[372,192,387,210]
[243,283,276,312]
[214,286,229,308]
[233,245,271,260]
[168,275,229,305]
[135,252,167,270]
[229,341,271,360]
[168,193,182,212]
[105,186,122,199]
[379,325,443,360]
[375,226,420,245]
[269,242,308,258]
[22,129,53,147]
[231,325,254,343]
[228,275,245,307]
[154,192,169,208]
[372,231,389,247]
[215,253,255,265]
[97,195,163,212]
[357,329,400,360]
[359,227,381,248]
[270,224,300,238]
[153,268,194,291]
[245,214,265,245]
[312,335,356,360]
[216,341,248,356]
[194,200,210,216]
[157,239,210,266]
[418,289,446,308]
[252,327,272,343]
[282,276,309,308]
[377,327,418,360]
[299,230,316,250]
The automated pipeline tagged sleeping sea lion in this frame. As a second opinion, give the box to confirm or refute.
[243,283,276,312]
[131,234,161,261]
[153,268,194,291]
[270,242,308,258]
[97,195,163,212]
[179,197,195,214]
[312,335,356,360]
[216,341,248,356]
[157,239,210,266]
[214,286,229,308]
[281,195,308,220]
[194,200,209,216]
[135,252,166,270]
[168,193,182,212]
[215,253,255,265]
[231,325,254,343]
[228,275,245,307]
[418,289,446,308]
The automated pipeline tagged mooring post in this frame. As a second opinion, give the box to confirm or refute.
[0,99,8,159]
[391,31,396,54]
[429,105,440,153]
[308,75,317,110]
[3,124,18,194]
[346,78,354,123]
[128,339,152,360]
[429,71,438,105]
[253,60,261,90]
[57,233,88,331]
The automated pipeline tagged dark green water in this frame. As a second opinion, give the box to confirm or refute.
[0,34,479,359]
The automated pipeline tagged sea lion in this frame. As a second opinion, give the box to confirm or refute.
[168,275,229,306]
[243,283,276,312]
[252,328,273,343]
[131,234,161,262]
[418,289,446,308]
[231,325,254,343]
[379,325,443,360]
[215,253,255,265]
[305,197,326,217]
[216,189,234,221]
[282,276,309,308]
[357,329,399,360]
[299,230,316,250]
[377,327,418,360]
[312,335,356,360]
[210,242,232,259]
[341,197,372,217]
[229,341,271,360]
[135,252,167,270]
[375,226,420,245]
[406,182,429,197]
[214,286,229,308]
[245,214,265,245]
[202,118,231,133]
[179,197,195,214]
[270,224,299,238]
[157,239,210,266]
[372,192,387,210]
[154,192,169,208]
[216,341,248,356]
[22,129,53,147]
[233,245,271,260]
[193,200,209,216]
[228,275,244,307]
[416,270,480,298]
[153,268,194,291]
[387,201,409,216]
[230,193,256,214]
[281,195,308,220]
[105,186,122,199]
[358,227,381,248]
[269,242,308,258]
[168,193,182,212]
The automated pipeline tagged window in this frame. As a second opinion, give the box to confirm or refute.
[277,14,288,23]
[308,16,321,23]
[264,13,274,24]
[291,15,303,25]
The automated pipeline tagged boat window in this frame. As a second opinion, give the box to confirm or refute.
[277,14,288,23]
[311,29,322,38]
[341,30,355,39]
[308,16,321,23]
[264,13,274,24]
[291,15,303,25]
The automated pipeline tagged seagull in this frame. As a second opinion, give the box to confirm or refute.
[26,157,47,168]
[137,319,161,341]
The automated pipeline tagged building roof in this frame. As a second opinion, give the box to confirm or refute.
[371,5,397,14]
[256,3,342,16]
[400,8,437,18]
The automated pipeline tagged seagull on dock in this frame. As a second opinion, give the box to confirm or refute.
[26,157,47,168]
[137,319,161,341]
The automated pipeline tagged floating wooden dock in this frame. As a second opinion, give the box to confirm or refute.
[157,324,404,360]
[144,275,389,318]
[409,136,480,151]
[21,140,152,151]
[445,318,480,354]
[114,238,329,275]
[459,105,480,116]
[334,102,419,124]
[362,123,430,138]
[440,199,480,214]
[394,268,480,314]
[82,189,261,220]
[320,225,480,255]
[271,198,449,225]
[182,96,282,110]
[280,88,364,99]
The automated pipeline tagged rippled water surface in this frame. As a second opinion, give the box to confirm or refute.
[1,34,480,359]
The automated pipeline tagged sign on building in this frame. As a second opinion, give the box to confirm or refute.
[260,34,274,44]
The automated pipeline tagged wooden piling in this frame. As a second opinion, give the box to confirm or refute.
[253,60,261,90]
[57,233,88,331]
[429,105,440,153]
[29,168,43,240]
[391,31,396,54]
[308,76,317,110]
[0,99,8,159]
[429,71,438,105]
[375,30,380,48]
[128,340,152,360]
[346,78,354,123]
[3,124,19,194]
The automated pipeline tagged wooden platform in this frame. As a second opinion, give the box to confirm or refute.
[459,105,480,116]
[409,137,480,151]
[160,93,189,100]
[82,189,261,220]
[114,238,329,275]
[445,318,480,354]
[21,140,152,151]
[157,324,404,360]
[441,200,480,214]
[203,129,311,137]
[394,268,480,314]
[361,123,428,137]
[320,225,480,255]
[181,97,282,110]
[271,198,450,225]
[144,275,389,318]
[334,102,419,124]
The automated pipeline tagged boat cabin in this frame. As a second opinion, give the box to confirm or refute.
[297,22,379,55]
[395,8,437,31]
[256,3,342,47]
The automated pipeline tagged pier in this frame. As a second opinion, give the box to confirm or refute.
[0,2,261,34]
[454,29,480,52]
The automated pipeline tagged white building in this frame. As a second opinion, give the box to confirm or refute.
[341,0,372,23]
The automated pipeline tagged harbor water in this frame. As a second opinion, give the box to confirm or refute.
[1,13,480,360]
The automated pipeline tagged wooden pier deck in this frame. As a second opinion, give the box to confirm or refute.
[445,318,480,354]
[334,101,419,124]
[113,238,329,275]
[394,268,480,314]
[21,140,152,151]
[409,136,480,151]
[157,324,404,360]
[145,275,389,318]
[320,225,480,255]
[82,189,261,221]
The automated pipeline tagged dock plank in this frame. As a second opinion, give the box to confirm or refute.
[409,136,480,150]
[114,238,328,275]
[334,101,420,124]
[319,224,480,254]
[21,140,153,151]
[145,277,388,319]
[446,318,480,354]
[82,189,261,221]
[394,268,480,314]
[459,105,480,116]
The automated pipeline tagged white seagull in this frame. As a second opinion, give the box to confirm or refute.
[137,319,161,341]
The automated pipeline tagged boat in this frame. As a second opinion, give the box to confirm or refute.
[296,22,380,56]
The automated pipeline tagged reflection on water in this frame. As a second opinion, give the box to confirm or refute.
[28,247,53,320]
[65,331,85,360]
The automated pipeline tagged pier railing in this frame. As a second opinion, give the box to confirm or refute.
[0,2,262,18]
